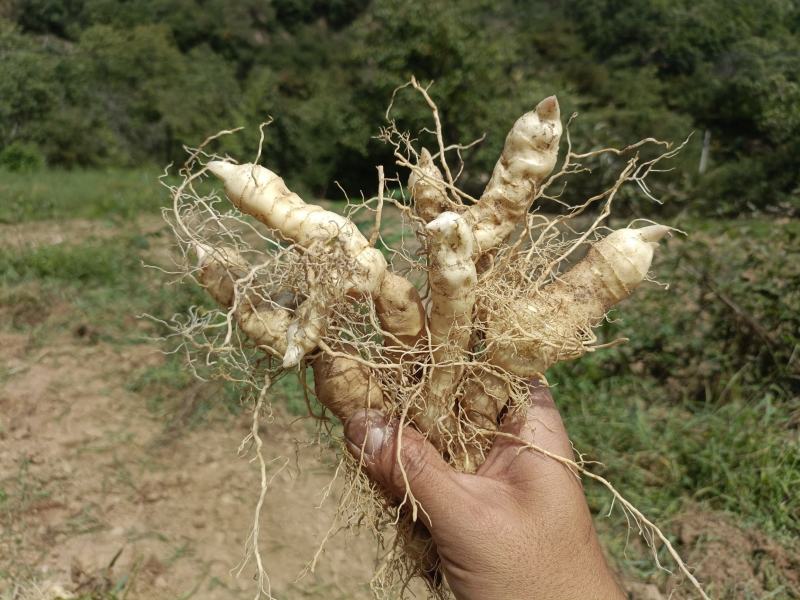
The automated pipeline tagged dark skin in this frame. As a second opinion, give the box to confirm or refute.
[344,382,626,600]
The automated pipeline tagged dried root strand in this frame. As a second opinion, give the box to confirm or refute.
[398,512,442,592]
[312,346,445,596]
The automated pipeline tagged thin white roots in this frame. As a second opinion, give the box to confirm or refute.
[156,80,708,599]
[234,378,290,600]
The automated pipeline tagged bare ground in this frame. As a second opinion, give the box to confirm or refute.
[0,326,385,599]
[1,218,798,600]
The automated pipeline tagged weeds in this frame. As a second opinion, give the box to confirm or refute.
[0,169,163,223]
[545,216,800,587]
[126,352,243,422]
[0,235,209,339]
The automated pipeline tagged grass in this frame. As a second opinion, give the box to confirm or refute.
[0,167,227,223]
[0,237,143,285]
[554,362,799,532]
[125,351,244,422]
[0,235,210,343]
[544,214,800,587]
[1,169,798,594]
[0,168,164,223]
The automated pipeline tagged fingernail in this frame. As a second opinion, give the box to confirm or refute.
[528,377,556,408]
[344,409,387,458]
[528,376,547,391]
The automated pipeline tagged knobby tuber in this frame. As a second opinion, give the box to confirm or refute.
[206,161,389,368]
[413,211,477,459]
[485,224,670,377]
[163,81,707,600]
[467,95,562,254]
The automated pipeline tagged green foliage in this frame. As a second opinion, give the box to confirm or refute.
[343,0,550,195]
[0,16,243,167]
[2,0,799,212]
[0,20,60,147]
[0,141,44,171]
[564,0,800,214]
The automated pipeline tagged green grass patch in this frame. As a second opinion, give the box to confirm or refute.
[126,352,244,424]
[553,363,799,536]
[0,167,252,224]
[0,233,210,340]
[0,168,168,223]
[0,236,143,285]
[269,368,319,417]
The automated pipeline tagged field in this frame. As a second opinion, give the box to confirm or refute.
[0,169,798,599]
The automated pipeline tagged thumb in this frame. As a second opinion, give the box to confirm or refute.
[344,409,465,522]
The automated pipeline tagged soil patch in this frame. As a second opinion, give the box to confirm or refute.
[0,332,381,599]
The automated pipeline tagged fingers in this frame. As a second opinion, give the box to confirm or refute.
[519,379,575,459]
[478,380,575,482]
[344,409,467,524]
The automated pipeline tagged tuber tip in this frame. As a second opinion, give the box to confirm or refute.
[535,95,560,120]
[635,224,671,244]
[282,346,303,369]
[419,147,433,165]
[282,322,305,368]
[206,160,236,181]
[425,211,473,254]
[193,242,214,267]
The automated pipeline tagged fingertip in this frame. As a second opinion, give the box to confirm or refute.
[344,409,398,486]
[528,377,556,410]
[344,408,388,459]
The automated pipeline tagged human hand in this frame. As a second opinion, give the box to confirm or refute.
[344,382,626,600]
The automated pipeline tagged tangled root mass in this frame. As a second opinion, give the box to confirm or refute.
[159,79,706,599]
